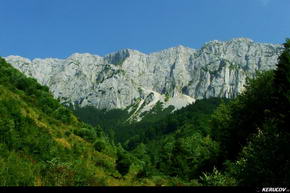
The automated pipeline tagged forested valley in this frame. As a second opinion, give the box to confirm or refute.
[0,39,290,186]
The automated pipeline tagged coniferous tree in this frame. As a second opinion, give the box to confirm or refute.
[272,39,290,129]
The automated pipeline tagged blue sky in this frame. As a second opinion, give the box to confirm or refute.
[0,0,289,59]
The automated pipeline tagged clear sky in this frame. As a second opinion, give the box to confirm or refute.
[0,0,289,59]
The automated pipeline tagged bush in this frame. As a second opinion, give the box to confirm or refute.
[0,152,36,186]
[52,107,73,124]
[199,167,236,186]
[38,96,60,114]
[230,121,290,186]
[15,77,38,96]
[93,140,106,152]
[73,127,97,143]
[116,150,132,176]
[158,133,220,179]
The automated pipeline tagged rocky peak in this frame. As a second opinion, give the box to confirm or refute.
[4,38,283,119]
[104,49,144,66]
[5,55,31,65]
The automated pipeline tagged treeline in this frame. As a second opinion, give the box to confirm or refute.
[72,101,176,143]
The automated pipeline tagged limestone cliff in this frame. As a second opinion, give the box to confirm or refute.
[5,38,283,116]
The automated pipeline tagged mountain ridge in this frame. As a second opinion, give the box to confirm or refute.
[4,38,283,119]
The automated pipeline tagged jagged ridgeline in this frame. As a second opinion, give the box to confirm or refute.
[5,38,283,119]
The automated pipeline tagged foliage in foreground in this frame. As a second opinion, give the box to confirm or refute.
[207,39,290,186]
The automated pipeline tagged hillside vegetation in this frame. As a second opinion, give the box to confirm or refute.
[1,39,290,186]
[0,57,160,186]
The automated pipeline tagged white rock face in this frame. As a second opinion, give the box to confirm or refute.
[4,38,283,114]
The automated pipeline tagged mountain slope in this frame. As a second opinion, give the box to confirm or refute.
[5,38,283,118]
[0,57,155,186]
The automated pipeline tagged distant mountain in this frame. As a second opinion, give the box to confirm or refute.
[5,38,283,119]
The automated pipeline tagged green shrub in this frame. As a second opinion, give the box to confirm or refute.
[93,140,106,152]
[199,167,236,186]
[52,107,73,124]
[116,150,132,176]
[0,152,36,186]
[73,127,97,143]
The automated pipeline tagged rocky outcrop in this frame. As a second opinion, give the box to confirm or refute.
[5,38,283,114]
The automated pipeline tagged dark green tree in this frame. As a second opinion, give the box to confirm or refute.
[272,39,290,129]
[211,70,275,160]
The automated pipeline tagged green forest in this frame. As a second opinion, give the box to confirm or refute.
[0,39,290,186]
